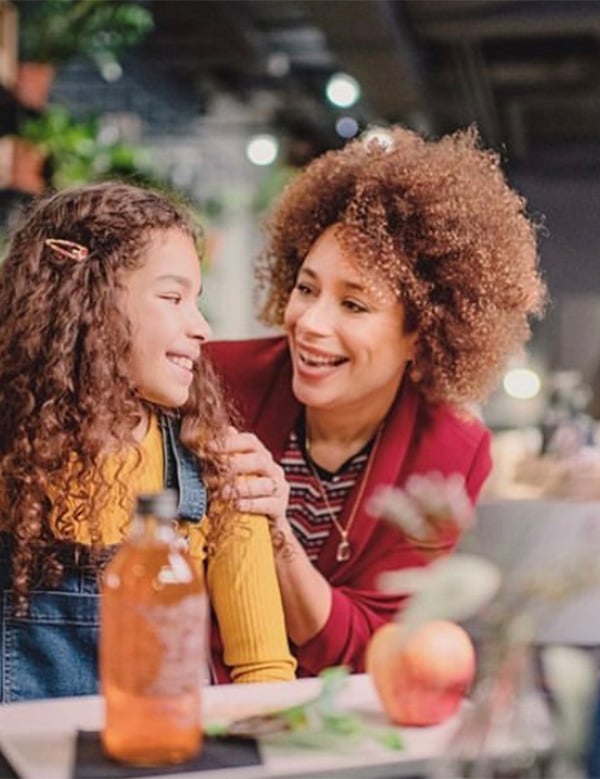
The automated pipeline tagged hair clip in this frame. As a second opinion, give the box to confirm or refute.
[44,238,89,262]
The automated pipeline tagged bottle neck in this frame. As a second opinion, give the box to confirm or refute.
[130,514,177,544]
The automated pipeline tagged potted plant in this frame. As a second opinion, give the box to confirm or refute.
[5,134,47,193]
[19,105,158,190]
[14,0,153,109]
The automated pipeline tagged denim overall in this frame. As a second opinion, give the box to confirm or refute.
[0,416,207,702]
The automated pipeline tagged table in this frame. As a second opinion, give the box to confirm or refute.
[0,674,552,779]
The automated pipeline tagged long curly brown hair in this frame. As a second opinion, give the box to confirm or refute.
[258,125,547,405]
[0,182,234,608]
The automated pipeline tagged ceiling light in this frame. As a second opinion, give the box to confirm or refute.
[246,134,279,166]
[267,52,290,78]
[326,73,361,108]
[336,116,359,139]
[100,61,122,82]
[503,368,541,400]
[94,52,123,83]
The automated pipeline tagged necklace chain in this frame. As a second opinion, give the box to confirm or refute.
[305,427,383,563]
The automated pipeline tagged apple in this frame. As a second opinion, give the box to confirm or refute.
[366,619,476,726]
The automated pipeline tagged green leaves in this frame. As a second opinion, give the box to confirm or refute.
[205,666,404,752]
[20,106,154,190]
[17,0,154,67]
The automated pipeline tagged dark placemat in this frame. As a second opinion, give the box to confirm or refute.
[73,731,262,779]
[0,750,18,779]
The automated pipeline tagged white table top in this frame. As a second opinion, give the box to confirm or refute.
[0,674,473,779]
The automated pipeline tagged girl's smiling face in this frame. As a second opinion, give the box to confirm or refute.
[283,225,416,419]
[121,228,211,408]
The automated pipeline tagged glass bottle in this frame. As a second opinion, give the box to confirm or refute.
[100,490,207,766]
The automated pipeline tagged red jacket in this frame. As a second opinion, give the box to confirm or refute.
[206,336,491,676]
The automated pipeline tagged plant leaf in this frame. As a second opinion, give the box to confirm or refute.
[205,666,404,752]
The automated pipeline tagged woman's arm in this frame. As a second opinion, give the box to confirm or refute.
[224,430,432,654]
[225,425,492,673]
[264,522,333,645]
[271,519,446,672]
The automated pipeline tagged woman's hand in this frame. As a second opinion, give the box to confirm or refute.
[223,427,290,527]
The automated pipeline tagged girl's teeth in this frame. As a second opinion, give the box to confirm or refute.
[170,356,193,371]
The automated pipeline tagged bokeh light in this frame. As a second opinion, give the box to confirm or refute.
[326,73,361,108]
[246,134,279,166]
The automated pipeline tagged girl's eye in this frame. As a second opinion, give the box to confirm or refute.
[160,294,182,305]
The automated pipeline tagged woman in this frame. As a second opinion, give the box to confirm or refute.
[206,126,546,676]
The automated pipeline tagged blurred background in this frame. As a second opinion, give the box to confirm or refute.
[3,0,600,496]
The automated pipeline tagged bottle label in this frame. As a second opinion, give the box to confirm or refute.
[103,591,208,700]
[135,594,208,697]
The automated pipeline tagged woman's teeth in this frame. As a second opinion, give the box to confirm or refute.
[299,351,344,367]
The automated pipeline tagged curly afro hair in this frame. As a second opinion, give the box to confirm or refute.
[257,125,546,406]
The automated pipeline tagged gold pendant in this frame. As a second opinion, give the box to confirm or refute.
[336,539,351,562]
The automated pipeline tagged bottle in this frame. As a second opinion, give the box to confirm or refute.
[100,490,207,766]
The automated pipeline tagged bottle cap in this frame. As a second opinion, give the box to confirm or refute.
[135,490,178,520]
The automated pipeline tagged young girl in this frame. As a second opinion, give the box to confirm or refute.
[0,182,296,701]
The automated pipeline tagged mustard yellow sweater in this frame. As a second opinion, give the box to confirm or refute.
[54,415,296,683]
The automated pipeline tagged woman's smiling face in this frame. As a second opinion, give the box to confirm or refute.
[283,225,416,418]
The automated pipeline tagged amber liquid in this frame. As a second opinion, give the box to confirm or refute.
[100,531,206,766]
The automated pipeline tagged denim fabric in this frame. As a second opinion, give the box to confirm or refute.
[0,539,101,702]
[159,414,207,521]
[0,414,207,701]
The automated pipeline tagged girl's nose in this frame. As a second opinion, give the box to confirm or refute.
[192,307,212,342]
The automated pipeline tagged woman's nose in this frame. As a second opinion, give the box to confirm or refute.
[296,298,334,334]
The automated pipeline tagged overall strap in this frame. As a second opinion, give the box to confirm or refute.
[159,415,207,522]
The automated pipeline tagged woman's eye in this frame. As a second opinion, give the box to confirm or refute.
[343,299,368,313]
[296,282,313,296]
[160,294,182,305]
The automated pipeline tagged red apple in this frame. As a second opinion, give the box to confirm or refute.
[366,619,476,726]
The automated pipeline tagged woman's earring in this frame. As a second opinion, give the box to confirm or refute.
[408,360,422,383]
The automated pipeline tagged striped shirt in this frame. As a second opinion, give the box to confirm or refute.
[281,424,372,562]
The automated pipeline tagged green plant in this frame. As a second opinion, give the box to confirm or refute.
[21,105,158,190]
[16,0,153,71]
[206,667,404,751]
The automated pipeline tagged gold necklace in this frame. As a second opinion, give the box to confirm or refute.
[304,428,383,563]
